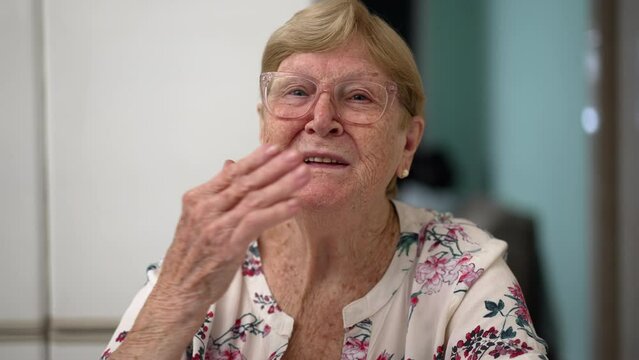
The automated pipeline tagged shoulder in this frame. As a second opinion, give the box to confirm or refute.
[393,200,508,295]
[394,200,507,264]
[396,202,548,357]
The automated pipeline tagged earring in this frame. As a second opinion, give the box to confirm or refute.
[399,169,409,179]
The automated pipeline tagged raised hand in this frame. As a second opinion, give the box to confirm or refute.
[110,144,309,360]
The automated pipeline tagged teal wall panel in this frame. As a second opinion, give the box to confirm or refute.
[416,1,591,359]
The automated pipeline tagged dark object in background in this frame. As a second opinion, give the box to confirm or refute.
[405,150,455,189]
[457,198,557,359]
[362,0,414,48]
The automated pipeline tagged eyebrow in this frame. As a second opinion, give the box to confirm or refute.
[339,71,382,80]
[281,69,384,82]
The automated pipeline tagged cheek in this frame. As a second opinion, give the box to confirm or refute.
[355,127,404,185]
[260,119,303,146]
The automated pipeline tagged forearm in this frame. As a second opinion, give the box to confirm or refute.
[109,289,209,360]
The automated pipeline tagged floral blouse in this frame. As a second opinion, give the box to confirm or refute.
[101,201,548,359]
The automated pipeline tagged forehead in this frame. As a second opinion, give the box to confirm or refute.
[277,42,388,82]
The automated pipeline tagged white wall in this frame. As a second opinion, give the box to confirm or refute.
[1,1,310,359]
[0,0,47,344]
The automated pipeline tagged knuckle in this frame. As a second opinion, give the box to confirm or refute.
[215,190,237,206]
[234,175,256,195]
[240,212,262,230]
[243,192,266,209]
[233,185,249,199]
[181,189,199,207]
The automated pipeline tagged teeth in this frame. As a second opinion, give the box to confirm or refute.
[304,157,340,164]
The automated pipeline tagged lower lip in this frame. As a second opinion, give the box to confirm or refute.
[303,162,349,169]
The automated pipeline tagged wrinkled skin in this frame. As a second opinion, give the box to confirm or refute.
[110,38,423,360]
[260,40,418,210]
[109,146,311,360]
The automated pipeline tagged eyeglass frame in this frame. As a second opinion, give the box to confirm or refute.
[259,71,399,124]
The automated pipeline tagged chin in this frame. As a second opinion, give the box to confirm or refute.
[296,183,351,210]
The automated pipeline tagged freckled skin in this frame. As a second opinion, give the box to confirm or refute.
[259,40,409,210]
[108,36,423,360]
[258,39,424,360]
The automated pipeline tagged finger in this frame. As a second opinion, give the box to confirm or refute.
[237,163,310,211]
[230,197,302,247]
[190,161,308,237]
[205,144,281,194]
[209,163,307,250]
[213,149,304,212]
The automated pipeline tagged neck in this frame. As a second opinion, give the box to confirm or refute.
[260,195,398,286]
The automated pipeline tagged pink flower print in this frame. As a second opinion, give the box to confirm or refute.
[253,292,280,314]
[242,257,262,277]
[100,348,112,359]
[115,331,127,342]
[487,339,533,358]
[457,263,484,288]
[445,224,468,241]
[433,345,445,360]
[508,283,532,323]
[262,324,271,337]
[341,337,369,360]
[212,347,246,360]
[508,283,525,302]
[415,255,453,294]
[410,293,419,306]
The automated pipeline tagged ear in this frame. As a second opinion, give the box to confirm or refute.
[397,115,425,177]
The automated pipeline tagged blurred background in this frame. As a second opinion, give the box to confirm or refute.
[1,0,637,359]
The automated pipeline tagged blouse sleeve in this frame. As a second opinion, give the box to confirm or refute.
[440,256,549,360]
[99,263,160,360]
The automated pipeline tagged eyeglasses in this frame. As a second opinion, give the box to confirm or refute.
[260,72,398,124]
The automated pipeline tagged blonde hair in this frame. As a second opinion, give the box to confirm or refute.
[261,0,425,119]
[261,0,424,197]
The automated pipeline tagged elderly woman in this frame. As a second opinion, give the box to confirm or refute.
[102,1,548,359]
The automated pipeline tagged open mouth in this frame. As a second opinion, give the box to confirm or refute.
[303,156,349,167]
[304,157,346,165]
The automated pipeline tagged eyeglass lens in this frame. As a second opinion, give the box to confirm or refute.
[265,75,390,124]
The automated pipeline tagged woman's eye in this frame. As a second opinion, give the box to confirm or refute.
[345,91,374,103]
[288,88,308,97]
[351,93,371,102]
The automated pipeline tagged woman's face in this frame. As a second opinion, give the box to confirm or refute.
[259,38,423,209]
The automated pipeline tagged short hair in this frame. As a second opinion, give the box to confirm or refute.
[261,0,424,197]
[261,0,425,119]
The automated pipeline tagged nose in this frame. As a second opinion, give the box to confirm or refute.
[304,92,344,137]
